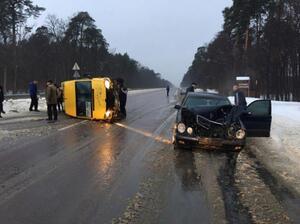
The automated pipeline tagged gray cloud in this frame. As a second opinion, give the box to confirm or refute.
[32,0,232,85]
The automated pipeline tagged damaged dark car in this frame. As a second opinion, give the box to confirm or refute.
[173,92,272,151]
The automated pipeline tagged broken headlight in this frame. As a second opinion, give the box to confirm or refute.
[177,123,186,134]
[236,129,246,139]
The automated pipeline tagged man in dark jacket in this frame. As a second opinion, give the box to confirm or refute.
[0,85,4,118]
[233,84,247,109]
[117,78,128,118]
[46,80,58,122]
[166,85,170,97]
[29,80,39,111]
[228,84,247,123]
[186,83,197,94]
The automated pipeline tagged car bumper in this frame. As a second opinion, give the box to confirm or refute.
[174,134,245,150]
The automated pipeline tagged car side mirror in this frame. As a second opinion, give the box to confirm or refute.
[174,105,181,110]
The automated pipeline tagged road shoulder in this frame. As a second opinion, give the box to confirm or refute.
[248,114,300,196]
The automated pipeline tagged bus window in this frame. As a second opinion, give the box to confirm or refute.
[76,81,92,118]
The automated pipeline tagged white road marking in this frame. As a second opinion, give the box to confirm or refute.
[58,120,88,131]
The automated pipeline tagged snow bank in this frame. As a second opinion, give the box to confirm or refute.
[229,96,300,122]
[228,96,300,195]
[3,98,47,115]
[128,88,164,95]
[2,89,163,115]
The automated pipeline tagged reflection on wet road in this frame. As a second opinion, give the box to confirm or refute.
[0,89,299,224]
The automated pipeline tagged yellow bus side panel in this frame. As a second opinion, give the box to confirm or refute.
[92,79,106,120]
[63,81,77,117]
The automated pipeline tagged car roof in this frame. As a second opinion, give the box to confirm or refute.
[186,92,228,100]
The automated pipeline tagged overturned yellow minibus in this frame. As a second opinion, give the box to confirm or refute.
[62,78,120,121]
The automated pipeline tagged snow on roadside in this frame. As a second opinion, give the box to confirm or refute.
[2,89,164,116]
[229,96,300,195]
[3,98,47,116]
[229,96,300,122]
[128,88,164,95]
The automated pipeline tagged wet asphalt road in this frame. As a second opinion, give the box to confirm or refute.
[0,89,299,224]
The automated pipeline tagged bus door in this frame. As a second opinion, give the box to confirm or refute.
[75,81,92,118]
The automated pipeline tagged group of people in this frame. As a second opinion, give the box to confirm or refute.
[45,80,64,123]
[28,80,64,123]
[185,82,247,123]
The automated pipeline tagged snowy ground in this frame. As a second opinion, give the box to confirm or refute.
[229,96,300,195]
[1,89,163,117]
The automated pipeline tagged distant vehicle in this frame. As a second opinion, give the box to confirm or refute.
[173,92,272,151]
[62,78,121,121]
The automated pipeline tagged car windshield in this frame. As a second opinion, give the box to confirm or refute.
[184,96,231,109]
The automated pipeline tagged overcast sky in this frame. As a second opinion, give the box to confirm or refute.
[32,0,232,85]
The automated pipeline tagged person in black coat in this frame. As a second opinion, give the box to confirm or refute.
[117,78,128,118]
[233,84,247,109]
[0,85,5,118]
[166,85,170,97]
[186,83,197,94]
[227,84,247,123]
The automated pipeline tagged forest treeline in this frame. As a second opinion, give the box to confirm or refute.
[182,0,300,101]
[0,0,171,93]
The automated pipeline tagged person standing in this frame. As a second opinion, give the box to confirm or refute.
[166,85,170,97]
[117,78,128,118]
[186,83,197,94]
[0,85,5,118]
[230,84,247,123]
[233,84,247,109]
[29,80,39,112]
[46,80,58,122]
[56,85,63,112]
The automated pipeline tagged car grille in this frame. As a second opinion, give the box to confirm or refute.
[195,115,226,138]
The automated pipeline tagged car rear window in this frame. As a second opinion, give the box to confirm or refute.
[184,96,231,108]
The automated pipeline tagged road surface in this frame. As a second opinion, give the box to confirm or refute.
[0,89,299,224]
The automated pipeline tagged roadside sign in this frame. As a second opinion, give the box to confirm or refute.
[72,62,80,79]
[73,70,80,79]
[236,76,250,97]
[72,62,80,71]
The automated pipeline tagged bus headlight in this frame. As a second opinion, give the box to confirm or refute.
[236,129,246,139]
[105,110,112,119]
[177,123,186,134]
[105,80,111,89]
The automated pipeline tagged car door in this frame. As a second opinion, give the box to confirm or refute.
[241,100,272,137]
